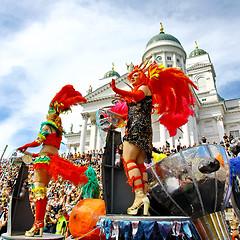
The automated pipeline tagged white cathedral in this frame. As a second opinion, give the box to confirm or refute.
[64,25,240,154]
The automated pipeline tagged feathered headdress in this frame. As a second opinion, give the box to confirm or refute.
[48,85,87,114]
[127,56,152,86]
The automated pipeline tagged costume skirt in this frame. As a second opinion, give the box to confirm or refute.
[33,153,88,185]
[123,96,153,160]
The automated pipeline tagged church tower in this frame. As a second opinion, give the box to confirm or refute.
[186,41,220,104]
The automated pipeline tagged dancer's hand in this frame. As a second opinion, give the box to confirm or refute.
[17,145,28,153]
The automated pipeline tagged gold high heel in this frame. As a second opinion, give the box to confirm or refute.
[127,190,150,215]
[25,221,44,237]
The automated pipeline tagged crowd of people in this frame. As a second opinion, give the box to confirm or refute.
[0,133,239,237]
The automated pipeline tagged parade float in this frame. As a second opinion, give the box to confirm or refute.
[95,108,238,240]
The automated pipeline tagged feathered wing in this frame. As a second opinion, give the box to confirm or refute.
[50,85,87,114]
[108,101,128,117]
[148,64,197,137]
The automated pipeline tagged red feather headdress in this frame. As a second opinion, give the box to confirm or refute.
[48,85,87,114]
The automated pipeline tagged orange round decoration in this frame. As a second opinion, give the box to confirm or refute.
[69,199,106,240]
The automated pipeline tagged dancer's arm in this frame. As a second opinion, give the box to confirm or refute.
[18,125,50,153]
[18,141,41,153]
[110,79,145,102]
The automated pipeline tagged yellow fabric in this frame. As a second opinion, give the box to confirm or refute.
[32,186,47,201]
[152,152,167,163]
[37,133,46,143]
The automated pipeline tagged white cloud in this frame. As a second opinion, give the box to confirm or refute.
[0,0,240,156]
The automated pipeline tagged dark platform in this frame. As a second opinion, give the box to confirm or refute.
[1,233,64,240]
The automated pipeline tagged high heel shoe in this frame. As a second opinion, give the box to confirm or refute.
[127,191,150,215]
[25,221,44,237]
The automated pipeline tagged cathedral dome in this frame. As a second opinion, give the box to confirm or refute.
[146,31,182,47]
[146,23,182,47]
[189,42,207,58]
[104,70,120,79]
[103,63,120,79]
[142,23,186,63]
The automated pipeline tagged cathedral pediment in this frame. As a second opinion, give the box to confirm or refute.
[187,63,211,71]
[85,73,128,103]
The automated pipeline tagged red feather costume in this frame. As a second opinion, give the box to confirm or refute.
[148,64,197,136]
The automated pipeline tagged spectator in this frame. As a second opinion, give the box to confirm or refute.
[229,133,234,143]
[220,140,224,147]
[44,206,57,234]
[55,209,68,237]
[177,139,181,152]
[166,141,170,150]
[201,136,207,144]
[223,133,228,142]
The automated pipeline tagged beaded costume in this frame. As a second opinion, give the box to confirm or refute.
[124,96,152,160]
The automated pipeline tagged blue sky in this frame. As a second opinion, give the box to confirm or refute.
[1,0,240,156]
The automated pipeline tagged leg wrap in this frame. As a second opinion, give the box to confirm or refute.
[138,164,146,174]
[138,163,147,184]
[32,182,48,223]
[32,182,47,201]
[122,159,143,191]
[35,198,48,223]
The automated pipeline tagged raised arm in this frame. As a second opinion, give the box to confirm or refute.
[110,79,145,102]
[17,124,50,153]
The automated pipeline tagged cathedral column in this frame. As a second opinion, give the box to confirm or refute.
[66,144,71,154]
[188,116,195,146]
[173,52,177,67]
[181,56,186,73]
[89,120,97,150]
[214,115,225,142]
[162,53,167,68]
[80,113,89,154]
[192,113,199,145]
[96,130,103,150]
[182,123,191,147]
[96,130,107,150]
[170,136,175,149]
[160,124,166,148]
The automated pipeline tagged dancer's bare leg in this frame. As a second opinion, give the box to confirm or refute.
[122,141,149,215]
[25,169,52,237]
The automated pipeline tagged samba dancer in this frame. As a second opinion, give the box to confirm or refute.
[110,59,197,215]
[18,85,88,237]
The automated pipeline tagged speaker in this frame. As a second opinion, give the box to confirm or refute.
[102,130,134,214]
[7,162,34,235]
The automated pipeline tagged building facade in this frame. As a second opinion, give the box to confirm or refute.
[64,25,240,154]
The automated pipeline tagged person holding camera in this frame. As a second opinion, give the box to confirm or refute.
[44,209,57,234]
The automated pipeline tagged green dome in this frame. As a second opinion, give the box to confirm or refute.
[189,48,207,58]
[104,70,120,79]
[146,32,182,47]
